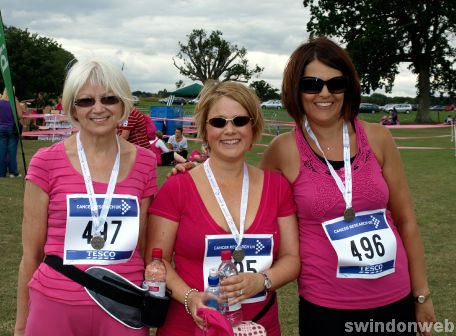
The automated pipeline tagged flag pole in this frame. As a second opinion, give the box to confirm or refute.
[0,10,27,175]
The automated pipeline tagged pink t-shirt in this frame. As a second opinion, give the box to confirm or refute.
[26,140,157,305]
[149,170,296,336]
[294,118,410,309]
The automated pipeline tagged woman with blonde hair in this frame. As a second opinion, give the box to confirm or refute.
[147,81,300,335]
[15,58,157,336]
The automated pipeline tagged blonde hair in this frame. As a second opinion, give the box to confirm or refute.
[194,81,264,144]
[62,57,133,124]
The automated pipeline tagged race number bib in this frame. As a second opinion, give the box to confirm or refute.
[64,194,140,265]
[203,234,273,304]
[322,209,397,279]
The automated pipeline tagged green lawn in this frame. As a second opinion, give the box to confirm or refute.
[0,112,455,335]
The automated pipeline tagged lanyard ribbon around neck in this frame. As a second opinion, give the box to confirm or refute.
[304,119,354,219]
[76,132,120,237]
[203,159,249,251]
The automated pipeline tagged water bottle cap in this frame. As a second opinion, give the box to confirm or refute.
[208,274,219,286]
[220,250,232,261]
[152,248,163,259]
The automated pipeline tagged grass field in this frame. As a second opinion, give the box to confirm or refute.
[0,109,455,335]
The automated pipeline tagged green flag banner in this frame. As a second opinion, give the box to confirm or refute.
[0,10,20,133]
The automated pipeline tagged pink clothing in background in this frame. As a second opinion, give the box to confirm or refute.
[149,171,296,336]
[293,118,410,309]
[26,140,157,305]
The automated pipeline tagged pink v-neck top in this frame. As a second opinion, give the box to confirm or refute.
[26,140,157,305]
[293,118,410,309]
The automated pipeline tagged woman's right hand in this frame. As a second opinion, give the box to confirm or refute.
[167,161,197,178]
[187,291,208,330]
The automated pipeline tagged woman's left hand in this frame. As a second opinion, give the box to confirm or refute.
[415,300,436,336]
[219,272,264,305]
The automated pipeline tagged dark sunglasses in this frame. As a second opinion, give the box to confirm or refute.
[299,76,348,94]
[206,116,252,128]
[74,95,121,107]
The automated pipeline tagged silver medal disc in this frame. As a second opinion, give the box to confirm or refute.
[344,208,356,222]
[91,235,105,250]
[233,248,245,263]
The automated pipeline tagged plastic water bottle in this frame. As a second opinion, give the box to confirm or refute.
[143,248,166,298]
[205,268,221,310]
[218,250,243,326]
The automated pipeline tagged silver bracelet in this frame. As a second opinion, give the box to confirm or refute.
[184,288,198,315]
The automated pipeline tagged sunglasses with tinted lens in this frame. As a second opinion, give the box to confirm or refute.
[74,96,120,107]
[206,116,252,128]
[299,76,348,94]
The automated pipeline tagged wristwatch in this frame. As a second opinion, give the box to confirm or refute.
[260,272,272,291]
[414,293,431,304]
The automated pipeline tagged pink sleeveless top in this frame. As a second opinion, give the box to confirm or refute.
[294,118,410,309]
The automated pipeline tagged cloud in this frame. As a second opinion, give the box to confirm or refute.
[1,0,416,96]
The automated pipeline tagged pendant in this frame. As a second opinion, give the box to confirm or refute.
[344,208,356,222]
[91,235,105,250]
[233,248,245,263]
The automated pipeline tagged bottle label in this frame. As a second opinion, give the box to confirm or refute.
[145,281,166,297]
[228,298,241,312]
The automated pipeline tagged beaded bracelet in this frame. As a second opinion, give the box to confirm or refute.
[184,288,199,315]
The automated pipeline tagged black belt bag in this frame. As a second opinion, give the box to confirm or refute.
[44,255,170,329]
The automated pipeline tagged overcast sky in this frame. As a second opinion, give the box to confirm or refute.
[1,0,417,98]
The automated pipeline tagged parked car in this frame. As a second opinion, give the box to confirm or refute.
[444,104,455,111]
[188,98,199,104]
[359,103,380,113]
[430,105,445,111]
[260,100,283,109]
[159,96,187,105]
[385,103,412,114]
[381,103,396,112]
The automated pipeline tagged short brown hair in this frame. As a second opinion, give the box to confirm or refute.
[194,81,264,144]
[282,36,361,125]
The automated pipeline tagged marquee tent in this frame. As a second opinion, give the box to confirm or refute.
[169,83,203,97]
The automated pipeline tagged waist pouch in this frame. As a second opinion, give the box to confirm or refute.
[44,255,170,329]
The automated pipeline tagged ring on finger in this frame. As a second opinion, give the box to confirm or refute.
[238,289,244,296]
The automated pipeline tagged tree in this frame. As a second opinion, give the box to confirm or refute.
[302,0,456,123]
[249,80,280,101]
[175,80,184,89]
[173,29,263,83]
[0,26,74,100]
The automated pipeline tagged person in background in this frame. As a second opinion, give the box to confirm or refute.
[146,81,300,336]
[167,127,188,158]
[260,36,435,336]
[54,96,63,112]
[0,88,23,178]
[118,106,152,150]
[150,130,187,166]
[14,57,157,336]
[391,106,398,125]
[188,143,209,163]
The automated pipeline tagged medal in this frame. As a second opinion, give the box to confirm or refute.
[233,248,245,262]
[344,208,356,222]
[91,235,105,250]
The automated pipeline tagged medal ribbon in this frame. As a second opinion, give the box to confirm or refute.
[76,132,120,237]
[203,159,249,250]
[304,119,353,211]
